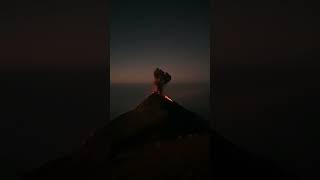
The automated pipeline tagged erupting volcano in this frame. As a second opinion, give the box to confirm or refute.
[152,68,174,102]
[153,68,172,95]
[24,68,211,180]
[22,68,292,180]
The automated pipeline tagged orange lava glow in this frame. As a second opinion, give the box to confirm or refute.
[164,95,173,102]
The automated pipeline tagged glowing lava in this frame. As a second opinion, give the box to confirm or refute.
[164,95,173,102]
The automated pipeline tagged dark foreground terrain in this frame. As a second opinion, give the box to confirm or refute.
[22,93,298,180]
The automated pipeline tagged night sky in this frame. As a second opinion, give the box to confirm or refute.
[110,0,210,83]
[0,1,109,179]
[0,1,107,71]
[1,0,319,179]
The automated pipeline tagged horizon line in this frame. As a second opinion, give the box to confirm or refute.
[110,81,210,85]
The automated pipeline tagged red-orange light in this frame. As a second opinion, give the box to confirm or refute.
[164,95,173,102]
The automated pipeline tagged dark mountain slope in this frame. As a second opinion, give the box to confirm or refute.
[22,93,297,180]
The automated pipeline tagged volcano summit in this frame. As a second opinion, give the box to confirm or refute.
[23,69,295,180]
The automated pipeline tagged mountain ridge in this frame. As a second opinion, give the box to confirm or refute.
[22,92,297,180]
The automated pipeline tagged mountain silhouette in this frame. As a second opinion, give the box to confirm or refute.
[22,93,298,180]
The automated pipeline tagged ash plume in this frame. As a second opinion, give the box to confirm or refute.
[153,68,171,94]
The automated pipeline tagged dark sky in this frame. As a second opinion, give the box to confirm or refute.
[0,1,109,179]
[110,0,210,83]
[213,1,320,178]
[0,0,108,71]
[1,0,319,179]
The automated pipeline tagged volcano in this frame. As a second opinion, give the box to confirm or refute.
[79,93,211,179]
[22,93,297,180]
